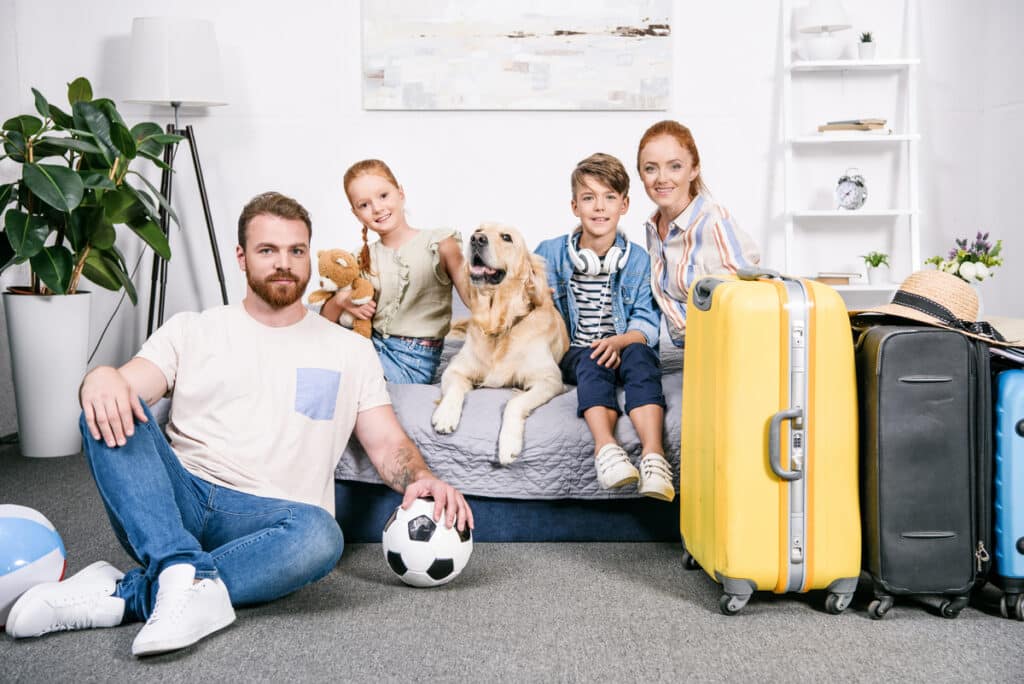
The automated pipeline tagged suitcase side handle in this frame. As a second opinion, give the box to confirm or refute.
[737,267,782,281]
[768,408,804,481]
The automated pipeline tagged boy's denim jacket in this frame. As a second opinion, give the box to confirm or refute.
[534,230,660,349]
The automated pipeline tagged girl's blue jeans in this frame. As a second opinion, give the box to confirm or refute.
[79,402,344,623]
[372,332,443,384]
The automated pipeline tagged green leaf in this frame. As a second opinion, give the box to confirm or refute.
[127,173,178,225]
[4,209,50,258]
[3,115,43,137]
[102,186,144,223]
[110,122,137,157]
[23,163,85,212]
[48,103,74,129]
[72,101,115,164]
[0,230,15,274]
[83,249,137,304]
[81,172,117,190]
[4,131,26,162]
[131,122,165,156]
[32,88,50,119]
[40,137,102,155]
[29,140,68,160]
[94,99,127,129]
[29,245,75,294]
[87,214,116,250]
[67,77,93,105]
[137,149,173,171]
[148,134,184,145]
[0,183,13,210]
[129,219,171,260]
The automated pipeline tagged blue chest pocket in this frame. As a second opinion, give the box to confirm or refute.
[295,368,341,421]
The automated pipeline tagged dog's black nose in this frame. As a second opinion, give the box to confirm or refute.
[471,233,488,246]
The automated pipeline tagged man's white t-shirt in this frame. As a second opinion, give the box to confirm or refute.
[137,304,390,514]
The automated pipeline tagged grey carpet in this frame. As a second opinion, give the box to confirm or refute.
[0,442,1019,683]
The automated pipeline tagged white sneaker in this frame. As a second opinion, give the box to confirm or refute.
[595,443,640,489]
[6,560,125,638]
[638,453,676,502]
[131,564,236,657]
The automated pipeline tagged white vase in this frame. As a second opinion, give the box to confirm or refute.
[858,42,876,59]
[3,292,91,457]
[867,266,890,286]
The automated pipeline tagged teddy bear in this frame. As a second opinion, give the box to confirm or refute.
[307,248,374,338]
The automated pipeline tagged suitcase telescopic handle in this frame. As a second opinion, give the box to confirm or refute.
[737,267,782,281]
[768,408,804,481]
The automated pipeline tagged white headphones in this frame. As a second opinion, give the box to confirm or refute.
[566,230,631,276]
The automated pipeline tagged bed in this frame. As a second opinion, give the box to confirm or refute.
[335,323,684,543]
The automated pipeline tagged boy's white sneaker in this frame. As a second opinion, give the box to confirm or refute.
[638,453,676,501]
[595,443,640,489]
[5,560,125,638]
[131,564,236,657]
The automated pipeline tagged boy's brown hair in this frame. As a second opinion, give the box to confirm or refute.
[571,153,630,198]
[237,191,312,248]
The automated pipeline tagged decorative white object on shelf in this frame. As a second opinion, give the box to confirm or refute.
[797,0,851,61]
[858,32,876,59]
[835,168,868,210]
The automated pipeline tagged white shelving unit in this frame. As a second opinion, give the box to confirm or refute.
[782,1,920,305]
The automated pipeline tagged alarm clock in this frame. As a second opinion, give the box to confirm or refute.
[835,168,868,210]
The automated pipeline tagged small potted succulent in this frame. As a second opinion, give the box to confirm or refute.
[861,250,890,285]
[858,32,876,59]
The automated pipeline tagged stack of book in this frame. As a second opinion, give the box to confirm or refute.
[817,118,890,133]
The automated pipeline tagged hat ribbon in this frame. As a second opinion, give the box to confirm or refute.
[891,290,1006,342]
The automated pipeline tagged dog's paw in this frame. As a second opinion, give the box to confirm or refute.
[497,423,524,465]
[432,401,462,434]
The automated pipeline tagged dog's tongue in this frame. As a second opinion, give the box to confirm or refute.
[470,265,496,276]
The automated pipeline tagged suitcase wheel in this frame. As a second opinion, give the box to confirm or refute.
[999,593,1024,621]
[867,596,894,620]
[939,596,969,619]
[718,593,749,616]
[681,549,700,571]
[824,592,852,615]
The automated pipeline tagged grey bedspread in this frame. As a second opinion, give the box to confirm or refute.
[334,332,683,500]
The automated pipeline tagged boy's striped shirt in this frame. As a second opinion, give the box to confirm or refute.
[569,272,615,347]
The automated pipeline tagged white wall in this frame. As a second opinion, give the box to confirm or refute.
[0,0,1021,387]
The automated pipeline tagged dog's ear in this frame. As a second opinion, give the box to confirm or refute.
[526,253,552,307]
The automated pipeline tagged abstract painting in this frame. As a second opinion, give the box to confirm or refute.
[361,0,671,110]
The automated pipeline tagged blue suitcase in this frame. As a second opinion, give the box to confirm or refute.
[995,369,1024,620]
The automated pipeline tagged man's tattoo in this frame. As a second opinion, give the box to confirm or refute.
[387,446,415,491]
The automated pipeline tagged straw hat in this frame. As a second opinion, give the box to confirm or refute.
[853,269,1023,347]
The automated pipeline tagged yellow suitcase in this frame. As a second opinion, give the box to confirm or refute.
[680,270,860,615]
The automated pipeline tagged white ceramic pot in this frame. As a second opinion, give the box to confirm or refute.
[3,291,91,457]
[858,42,876,59]
[866,266,890,286]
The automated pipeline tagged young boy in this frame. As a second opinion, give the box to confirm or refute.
[534,153,673,501]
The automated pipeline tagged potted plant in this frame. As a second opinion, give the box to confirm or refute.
[925,232,1002,316]
[858,32,876,59]
[1,76,179,457]
[861,250,890,285]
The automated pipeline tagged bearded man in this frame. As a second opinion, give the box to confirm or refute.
[5,192,473,656]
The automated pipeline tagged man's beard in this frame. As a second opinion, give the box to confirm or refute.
[247,268,309,309]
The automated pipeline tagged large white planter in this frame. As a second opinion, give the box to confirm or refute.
[3,292,91,457]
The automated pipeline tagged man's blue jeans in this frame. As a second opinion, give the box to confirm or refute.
[79,403,344,623]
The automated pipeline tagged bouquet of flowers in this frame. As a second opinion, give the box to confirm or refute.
[925,232,1003,282]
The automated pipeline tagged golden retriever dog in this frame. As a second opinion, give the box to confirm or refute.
[432,223,569,465]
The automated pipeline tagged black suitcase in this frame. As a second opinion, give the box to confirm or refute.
[855,324,992,619]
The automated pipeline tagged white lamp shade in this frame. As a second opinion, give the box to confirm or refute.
[126,17,227,106]
[797,0,851,34]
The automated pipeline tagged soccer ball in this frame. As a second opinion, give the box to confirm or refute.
[1,504,67,628]
[382,497,472,587]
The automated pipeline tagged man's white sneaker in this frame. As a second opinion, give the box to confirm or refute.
[5,560,125,638]
[131,564,236,657]
[595,443,640,489]
[638,453,676,502]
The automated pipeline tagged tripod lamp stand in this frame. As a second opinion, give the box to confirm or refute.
[126,16,230,335]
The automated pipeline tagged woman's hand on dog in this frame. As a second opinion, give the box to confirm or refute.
[402,477,475,532]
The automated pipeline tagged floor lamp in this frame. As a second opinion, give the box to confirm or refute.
[125,17,230,335]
